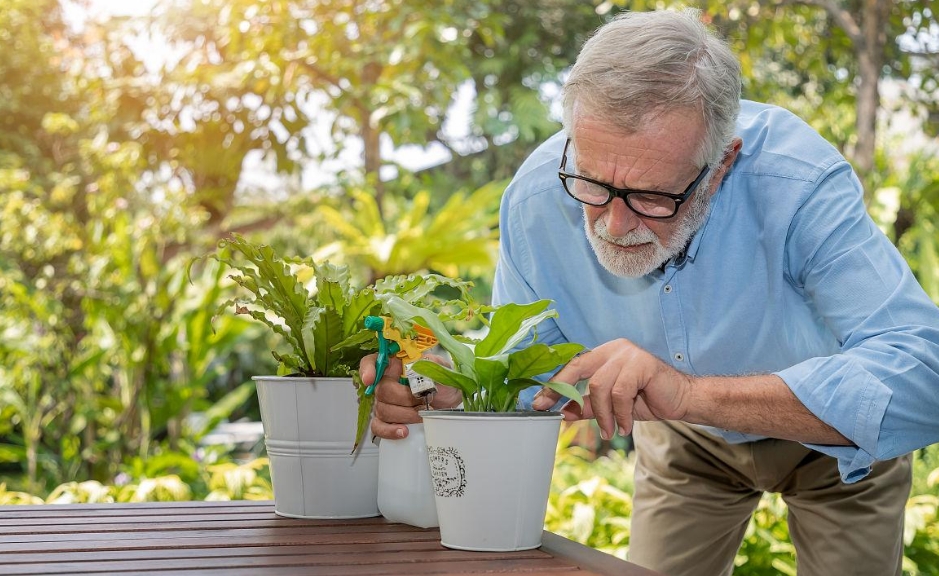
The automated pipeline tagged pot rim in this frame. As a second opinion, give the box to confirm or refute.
[252,375,352,382]
[418,409,562,420]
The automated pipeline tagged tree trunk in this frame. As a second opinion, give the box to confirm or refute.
[801,0,890,201]
[852,0,890,202]
[361,61,384,213]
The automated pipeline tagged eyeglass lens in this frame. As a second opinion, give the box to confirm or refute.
[563,177,680,217]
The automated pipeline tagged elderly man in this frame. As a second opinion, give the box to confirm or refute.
[365,9,939,576]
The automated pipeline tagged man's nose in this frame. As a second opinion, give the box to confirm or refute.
[603,197,643,236]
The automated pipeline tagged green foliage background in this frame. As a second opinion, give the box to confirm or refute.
[2,0,939,573]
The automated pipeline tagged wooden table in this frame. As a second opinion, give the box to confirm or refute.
[0,500,660,575]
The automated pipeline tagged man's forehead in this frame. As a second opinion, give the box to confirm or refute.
[572,107,702,166]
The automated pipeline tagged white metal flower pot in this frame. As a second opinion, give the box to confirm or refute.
[254,376,379,519]
[418,410,563,551]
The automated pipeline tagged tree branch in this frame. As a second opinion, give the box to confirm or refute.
[290,56,371,113]
[772,0,863,45]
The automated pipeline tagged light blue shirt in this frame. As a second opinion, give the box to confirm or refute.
[493,100,939,483]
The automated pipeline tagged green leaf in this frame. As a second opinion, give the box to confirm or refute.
[341,287,379,339]
[309,308,344,377]
[352,371,374,453]
[475,300,555,357]
[507,342,585,380]
[300,307,324,374]
[313,261,352,312]
[212,234,313,372]
[192,380,257,440]
[473,357,509,412]
[331,329,376,355]
[410,360,477,397]
[541,380,584,409]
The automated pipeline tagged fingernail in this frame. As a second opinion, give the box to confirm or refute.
[395,428,406,438]
[599,428,610,441]
[532,396,551,410]
[618,426,627,437]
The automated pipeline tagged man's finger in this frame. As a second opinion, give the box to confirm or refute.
[370,417,408,440]
[537,349,605,410]
[359,354,378,385]
[559,396,594,421]
[374,399,422,427]
[375,376,420,406]
[550,347,613,386]
[584,361,622,440]
[531,387,562,410]
[610,369,637,437]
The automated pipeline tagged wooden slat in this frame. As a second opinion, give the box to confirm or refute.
[0,501,271,516]
[0,501,656,576]
[0,518,422,538]
[0,511,294,528]
[0,530,441,554]
[0,541,443,565]
[1,548,557,574]
[1,558,594,576]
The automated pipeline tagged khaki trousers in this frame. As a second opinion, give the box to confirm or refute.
[628,420,911,576]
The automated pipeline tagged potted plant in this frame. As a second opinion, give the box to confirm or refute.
[197,234,473,519]
[380,295,584,551]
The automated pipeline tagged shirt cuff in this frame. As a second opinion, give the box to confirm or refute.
[802,443,876,484]
[776,357,892,483]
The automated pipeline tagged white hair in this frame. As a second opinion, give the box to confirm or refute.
[562,9,741,168]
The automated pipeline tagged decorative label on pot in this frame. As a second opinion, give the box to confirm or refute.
[428,446,466,498]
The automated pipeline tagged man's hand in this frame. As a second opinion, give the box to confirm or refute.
[359,353,461,440]
[532,338,693,440]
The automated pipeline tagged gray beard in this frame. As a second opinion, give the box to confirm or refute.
[584,188,713,278]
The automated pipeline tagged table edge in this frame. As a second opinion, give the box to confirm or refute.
[540,531,662,576]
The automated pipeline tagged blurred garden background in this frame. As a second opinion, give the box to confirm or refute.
[2,0,939,572]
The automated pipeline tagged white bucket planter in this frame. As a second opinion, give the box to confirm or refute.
[419,410,563,551]
[254,376,379,519]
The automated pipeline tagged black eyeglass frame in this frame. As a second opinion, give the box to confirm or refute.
[558,138,710,219]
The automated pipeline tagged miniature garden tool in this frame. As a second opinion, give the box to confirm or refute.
[364,316,439,409]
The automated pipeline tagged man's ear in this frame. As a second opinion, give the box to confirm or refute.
[708,137,743,196]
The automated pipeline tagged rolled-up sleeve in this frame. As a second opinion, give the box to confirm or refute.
[778,162,939,482]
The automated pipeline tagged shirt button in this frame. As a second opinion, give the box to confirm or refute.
[664,285,672,293]
[674,352,684,362]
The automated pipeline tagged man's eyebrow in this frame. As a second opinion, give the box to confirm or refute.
[568,146,603,181]
[571,145,674,192]
[575,163,670,194]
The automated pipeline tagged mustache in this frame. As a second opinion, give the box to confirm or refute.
[592,221,659,247]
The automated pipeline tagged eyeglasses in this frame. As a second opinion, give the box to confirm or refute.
[558,138,709,219]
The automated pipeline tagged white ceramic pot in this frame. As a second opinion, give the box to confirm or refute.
[377,423,439,528]
[254,376,379,519]
[418,410,563,551]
